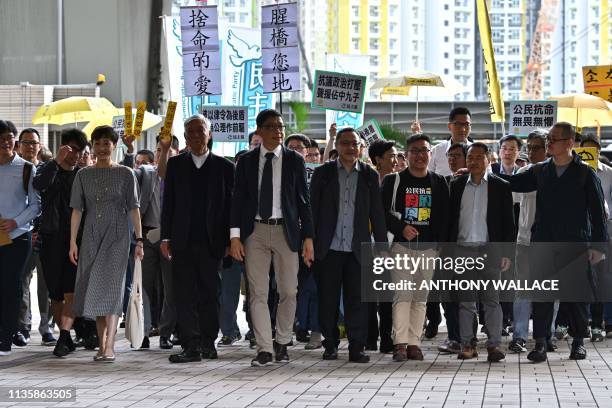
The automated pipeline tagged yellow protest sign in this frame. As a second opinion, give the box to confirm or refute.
[123,102,133,136]
[573,147,599,170]
[476,0,505,123]
[583,65,612,103]
[133,101,146,139]
[160,101,177,142]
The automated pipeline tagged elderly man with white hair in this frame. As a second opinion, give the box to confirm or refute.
[160,114,235,363]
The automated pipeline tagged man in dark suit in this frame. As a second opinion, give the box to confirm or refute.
[449,142,515,362]
[310,128,387,363]
[229,109,314,367]
[160,114,235,363]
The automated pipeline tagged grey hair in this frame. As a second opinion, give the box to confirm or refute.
[527,128,548,142]
[184,114,211,130]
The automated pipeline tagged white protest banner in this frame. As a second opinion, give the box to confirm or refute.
[112,115,127,139]
[261,2,300,93]
[201,106,248,142]
[356,119,384,146]
[312,70,366,113]
[180,6,222,96]
[510,101,557,136]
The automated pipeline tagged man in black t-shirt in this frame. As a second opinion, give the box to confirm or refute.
[381,134,451,362]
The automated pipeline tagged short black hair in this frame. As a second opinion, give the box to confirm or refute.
[467,142,489,155]
[19,128,40,141]
[551,122,575,141]
[580,134,601,150]
[0,120,13,136]
[499,134,523,149]
[91,125,119,144]
[447,142,467,157]
[368,140,396,165]
[449,107,471,122]
[284,133,309,148]
[308,138,319,150]
[248,131,258,144]
[6,120,18,137]
[60,128,87,150]
[136,149,155,163]
[156,135,180,150]
[405,133,432,148]
[335,127,358,143]
[329,149,338,160]
[256,109,282,127]
[527,128,547,143]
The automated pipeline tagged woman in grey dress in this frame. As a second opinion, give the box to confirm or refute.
[69,125,144,362]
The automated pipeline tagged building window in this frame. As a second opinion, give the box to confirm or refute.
[509,29,520,40]
[352,6,359,18]
[370,39,379,50]
[509,14,521,26]
[492,29,503,42]
[444,68,449,74]
[444,4,449,10]
[444,20,449,26]
[444,52,449,58]
[353,22,359,35]
[370,6,379,18]
[390,22,397,34]
[370,56,379,66]
[352,38,360,50]
[370,22,379,34]
[508,45,519,55]
[390,39,397,49]
[389,4,398,17]
[444,36,449,42]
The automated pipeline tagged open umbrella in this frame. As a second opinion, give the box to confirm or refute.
[548,93,612,129]
[370,70,468,120]
[82,109,162,137]
[32,96,118,125]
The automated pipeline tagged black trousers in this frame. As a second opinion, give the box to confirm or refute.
[533,301,589,342]
[426,302,442,327]
[315,250,366,352]
[172,241,221,350]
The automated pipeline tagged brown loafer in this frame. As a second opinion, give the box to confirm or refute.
[487,346,506,362]
[393,344,407,362]
[407,345,424,361]
[457,345,478,359]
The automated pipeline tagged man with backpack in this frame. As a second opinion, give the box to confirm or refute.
[499,122,608,362]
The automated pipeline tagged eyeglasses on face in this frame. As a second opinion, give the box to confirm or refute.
[19,140,40,146]
[450,121,471,128]
[408,148,431,155]
[262,125,286,131]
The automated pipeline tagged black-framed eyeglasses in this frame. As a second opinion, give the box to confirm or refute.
[450,121,471,128]
[19,140,40,146]
[262,125,286,131]
[408,148,431,155]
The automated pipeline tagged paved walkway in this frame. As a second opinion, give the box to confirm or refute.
[2,275,612,407]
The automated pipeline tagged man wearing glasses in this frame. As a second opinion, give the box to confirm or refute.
[230,109,314,367]
[428,107,473,177]
[499,122,607,362]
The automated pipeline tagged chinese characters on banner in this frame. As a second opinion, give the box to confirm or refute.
[356,119,384,146]
[325,54,368,132]
[261,3,301,93]
[201,106,248,142]
[311,70,366,113]
[510,101,557,136]
[582,65,612,103]
[476,0,505,123]
[180,6,221,96]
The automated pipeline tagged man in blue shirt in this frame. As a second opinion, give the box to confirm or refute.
[0,120,41,356]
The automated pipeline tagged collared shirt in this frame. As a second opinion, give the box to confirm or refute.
[191,151,209,169]
[230,145,283,240]
[428,138,473,177]
[256,144,283,220]
[330,159,360,252]
[516,164,537,245]
[0,153,41,239]
[458,172,489,245]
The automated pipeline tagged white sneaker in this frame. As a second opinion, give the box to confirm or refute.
[0,349,12,356]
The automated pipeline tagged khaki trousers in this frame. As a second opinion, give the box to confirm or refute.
[245,222,298,353]
[391,247,436,346]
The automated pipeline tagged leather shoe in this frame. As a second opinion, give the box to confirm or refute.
[457,345,478,360]
[273,341,289,362]
[487,346,505,362]
[407,345,424,361]
[424,323,438,339]
[349,351,370,363]
[169,349,201,363]
[393,344,407,362]
[201,347,218,359]
[160,336,173,350]
[569,344,587,360]
[379,339,394,354]
[322,347,338,360]
[527,343,547,363]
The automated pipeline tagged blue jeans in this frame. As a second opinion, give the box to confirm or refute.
[219,259,243,338]
[0,232,31,346]
[297,270,319,332]
[513,299,560,341]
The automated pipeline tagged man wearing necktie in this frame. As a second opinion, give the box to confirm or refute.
[230,109,314,367]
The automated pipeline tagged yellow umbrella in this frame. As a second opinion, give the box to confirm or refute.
[548,93,612,129]
[32,96,118,125]
[371,70,468,120]
[81,109,162,137]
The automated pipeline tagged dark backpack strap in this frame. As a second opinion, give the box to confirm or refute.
[22,162,33,194]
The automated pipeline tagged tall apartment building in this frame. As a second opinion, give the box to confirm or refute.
[326,0,402,87]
